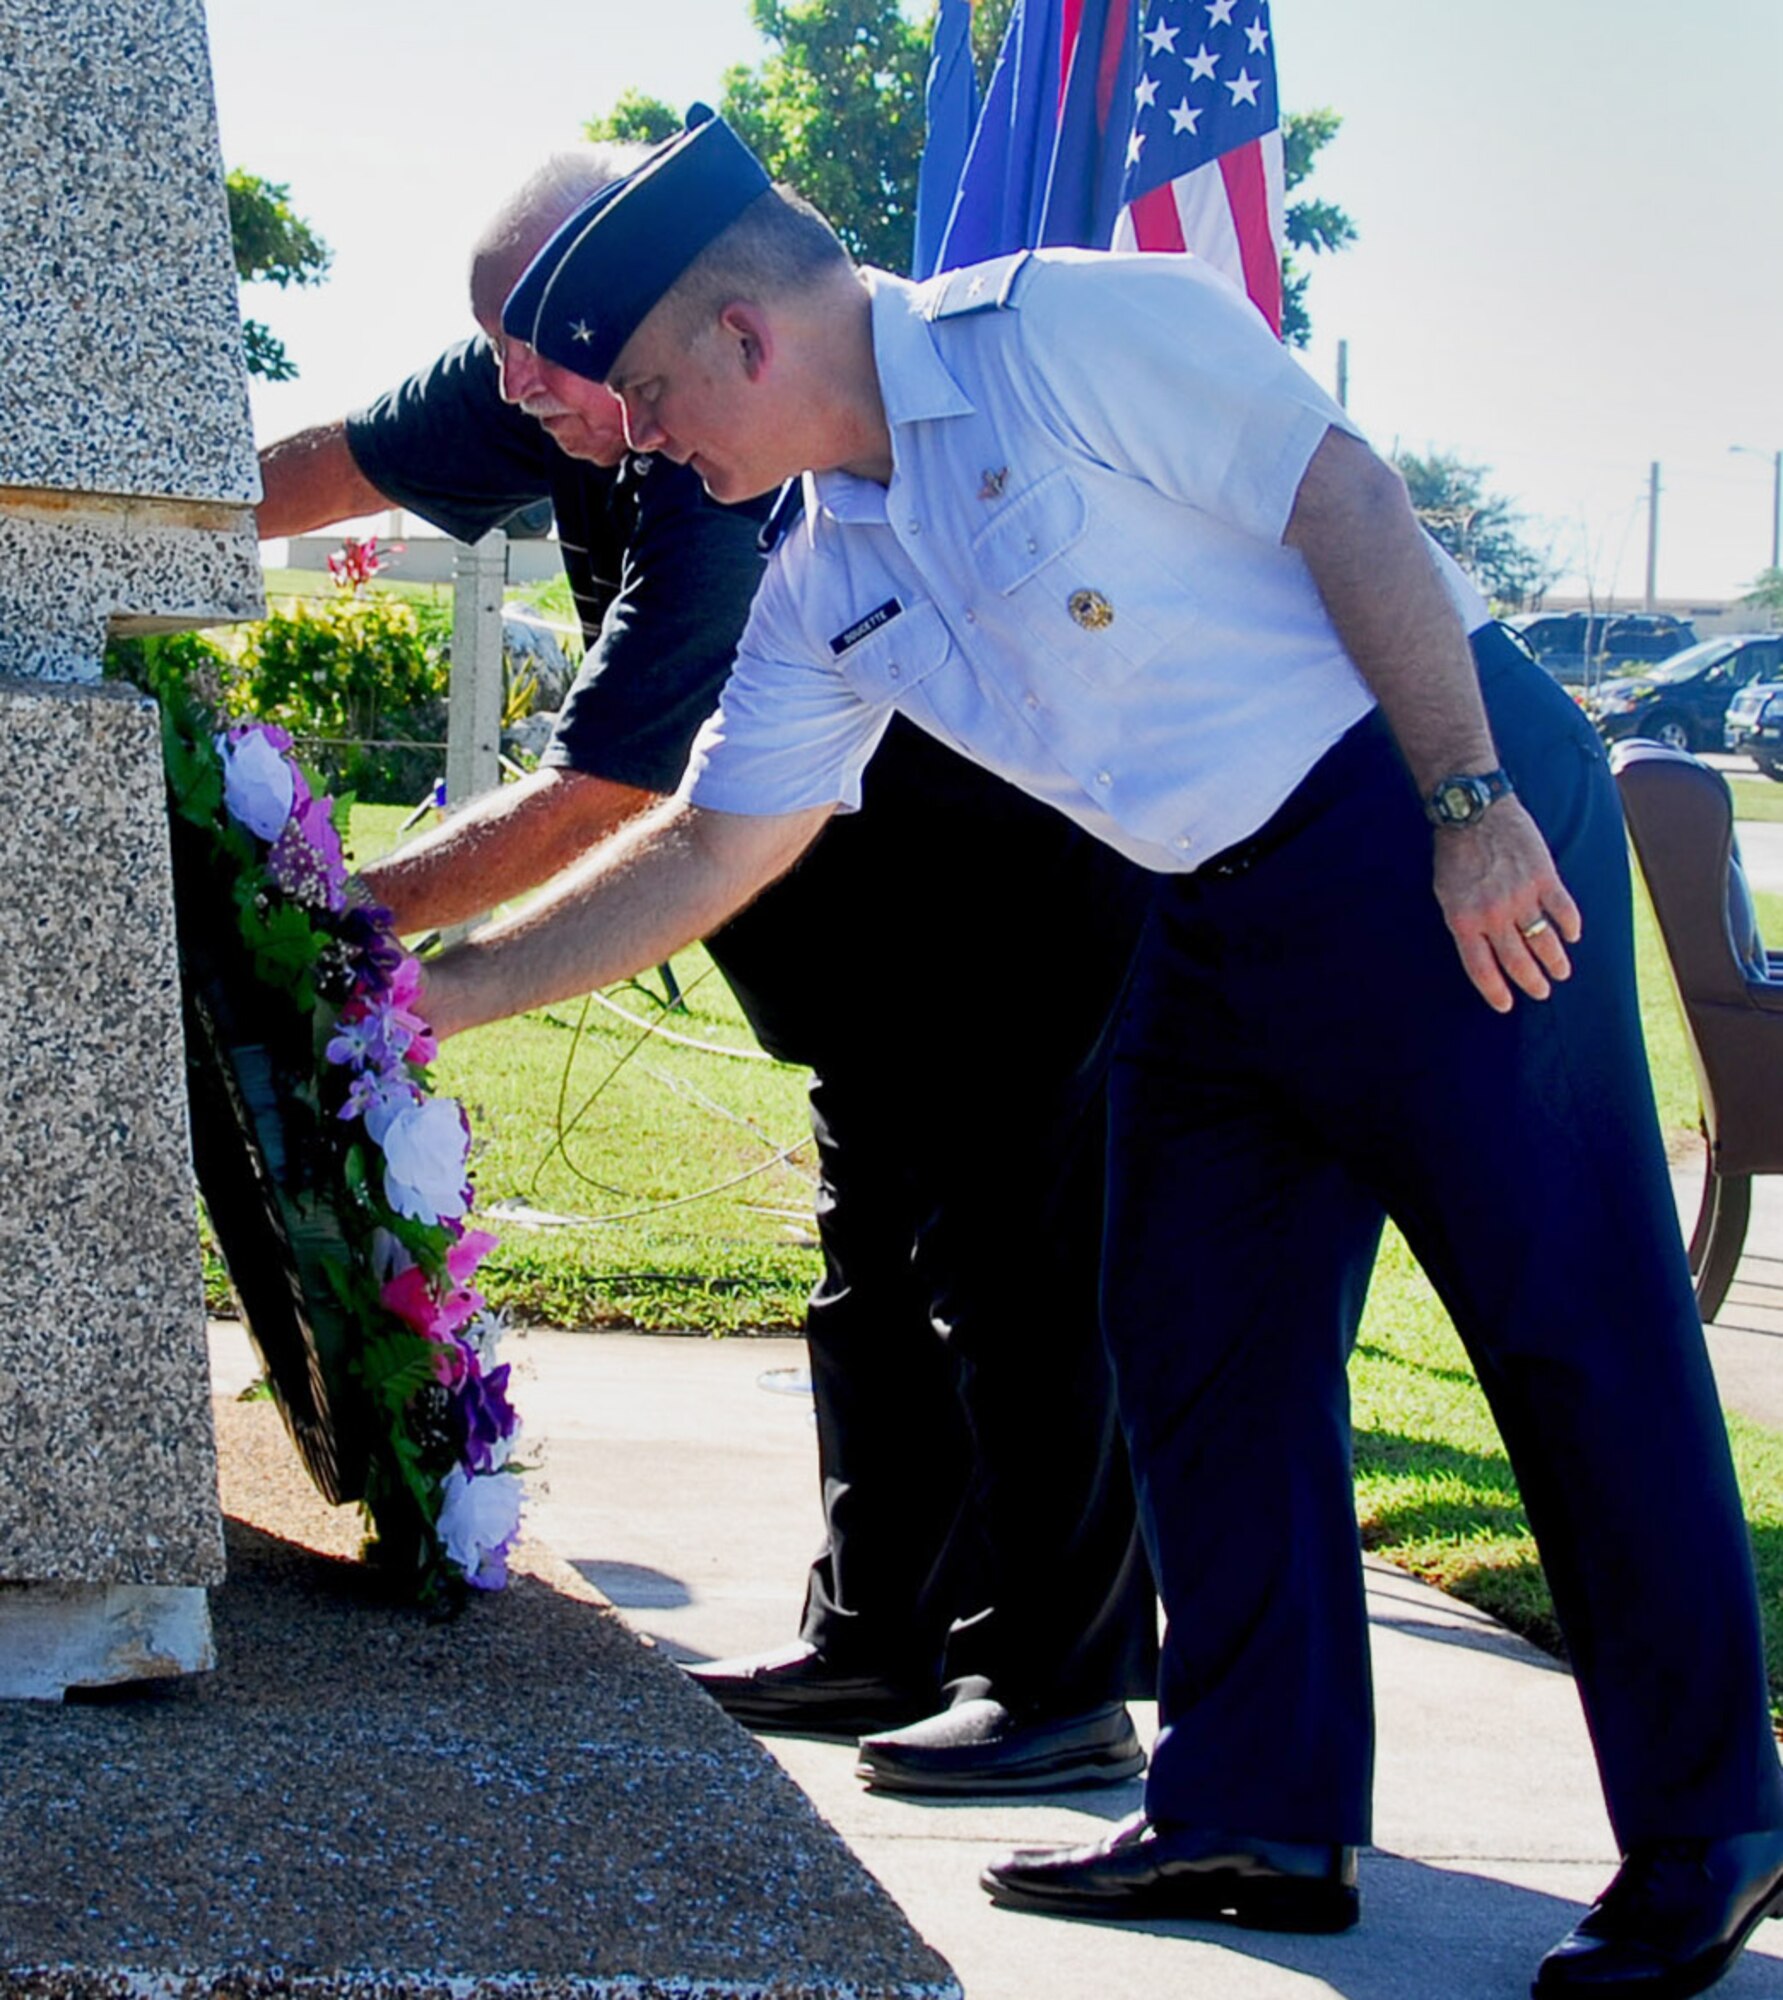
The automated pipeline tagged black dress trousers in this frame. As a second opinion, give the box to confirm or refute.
[710,715,1159,1710]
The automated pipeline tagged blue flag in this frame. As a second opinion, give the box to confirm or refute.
[912,0,981,279]
[921,0,1141,277]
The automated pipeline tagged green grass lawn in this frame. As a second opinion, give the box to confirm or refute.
[205,797,1781,1708]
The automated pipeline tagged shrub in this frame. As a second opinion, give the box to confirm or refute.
[234,596,448,804]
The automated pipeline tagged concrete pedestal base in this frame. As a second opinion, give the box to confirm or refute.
[0,1583,214,1700]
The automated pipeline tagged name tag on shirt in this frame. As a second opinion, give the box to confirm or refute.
[829,598,902,657]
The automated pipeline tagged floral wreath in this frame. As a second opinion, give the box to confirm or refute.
[161,694,522,1606]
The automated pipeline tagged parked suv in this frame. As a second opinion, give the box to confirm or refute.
[1587,633,1783,752]
[1508,610,1698,684]
[1720,638,1783,776]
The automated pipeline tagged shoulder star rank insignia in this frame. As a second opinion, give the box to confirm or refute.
[978,466,1009,501]
[570,318,595,344]
[1069,588,1115,631]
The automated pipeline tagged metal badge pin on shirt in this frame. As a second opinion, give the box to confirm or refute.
[1070,589,1115,631]
[979,466,1009,501]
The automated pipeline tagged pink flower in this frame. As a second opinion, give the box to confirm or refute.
[380,1264,483,1344]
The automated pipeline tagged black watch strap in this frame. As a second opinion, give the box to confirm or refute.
[1425,768,1514,829]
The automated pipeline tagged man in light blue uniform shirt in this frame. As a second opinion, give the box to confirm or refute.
[421,115,1783,1999]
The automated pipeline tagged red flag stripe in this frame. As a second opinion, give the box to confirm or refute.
[1128,180,1186,253]
[1218,143,1282,335]
[1059,0,1085,106]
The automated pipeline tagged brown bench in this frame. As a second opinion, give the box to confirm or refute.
[1612,738,1783,1319]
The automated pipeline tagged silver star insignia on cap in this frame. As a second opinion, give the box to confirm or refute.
[570,319,595,344]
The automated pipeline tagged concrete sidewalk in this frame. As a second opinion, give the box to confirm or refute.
[211,1301,1783,2000]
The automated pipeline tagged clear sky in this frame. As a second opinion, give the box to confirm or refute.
[206,0,1783,606]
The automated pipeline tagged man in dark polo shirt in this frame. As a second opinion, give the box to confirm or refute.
[257,146,1157,1794]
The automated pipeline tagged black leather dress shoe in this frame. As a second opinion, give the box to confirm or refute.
[680,1641,933,1737]
[980,1813,1360,1932]
[857,1697,1146,1795]
[1533,1831,1783,1997]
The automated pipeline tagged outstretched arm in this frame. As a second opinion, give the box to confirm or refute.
[417,796,835,1040]
[258,421,389,538]
[358,765,659,937]
[1284,427,1581,1013]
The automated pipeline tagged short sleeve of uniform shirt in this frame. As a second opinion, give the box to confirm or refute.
[346,339,770,797]
[683,251,1364,820]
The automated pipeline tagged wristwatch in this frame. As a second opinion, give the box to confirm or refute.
[1425,768,1514,829]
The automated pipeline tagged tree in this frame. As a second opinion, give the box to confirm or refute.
[1393,450,1554,611]
[226,169,331,382]
[1280,108,1355,348]
[1741,568,1783,615]
[721,0,931,269]
[585,87,683,146]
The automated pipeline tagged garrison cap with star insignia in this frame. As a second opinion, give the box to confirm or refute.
[502,106,771,382]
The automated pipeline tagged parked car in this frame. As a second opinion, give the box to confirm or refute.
[1507,610,1698,684]
[1586,633,1783,752]
[1721,644,1783,777]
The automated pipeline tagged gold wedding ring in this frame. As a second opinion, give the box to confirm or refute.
[1519,916,1553,942]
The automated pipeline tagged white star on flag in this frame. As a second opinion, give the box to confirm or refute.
[1117,0,1286,337]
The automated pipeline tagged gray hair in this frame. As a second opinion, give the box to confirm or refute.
[469,143,652,314]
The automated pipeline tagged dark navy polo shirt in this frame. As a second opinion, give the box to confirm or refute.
[345,337,771,795]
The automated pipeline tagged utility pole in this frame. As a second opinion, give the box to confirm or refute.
[1644,462,1660,612]
[1335,339,1349,410]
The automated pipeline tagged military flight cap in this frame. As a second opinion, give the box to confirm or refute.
[502,106,771,381]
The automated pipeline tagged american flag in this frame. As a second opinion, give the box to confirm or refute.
[1115,0,1284,334]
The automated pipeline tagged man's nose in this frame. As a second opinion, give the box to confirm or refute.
[499,341,542,404]
[620,395,663,453]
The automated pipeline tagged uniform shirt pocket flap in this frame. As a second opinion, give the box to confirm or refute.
[834,597,953,705]
[972,470,1089,595]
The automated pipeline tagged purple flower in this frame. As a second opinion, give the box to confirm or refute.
[268,794,349,913]
[451,1359,519,1476]
[340,1068,423,1144]
[341,905,405,1002]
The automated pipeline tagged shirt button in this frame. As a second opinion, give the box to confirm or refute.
[888,664,901,679]
[1175,836,1192,851]
[908,518,921,534]
[1024,692,1040,710]
[965,608,977,624]
[1096,770,1113,786]
[1026,538,1038,553]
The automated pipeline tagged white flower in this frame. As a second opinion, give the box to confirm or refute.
[437,1467,523,1586]
[380,1097,471,1224]
[218,729,295,840]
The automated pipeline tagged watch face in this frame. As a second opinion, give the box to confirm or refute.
[1439,780,1479,824]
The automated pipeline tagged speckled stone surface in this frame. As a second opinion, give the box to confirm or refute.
[0,503,262,684]
[0,1400,961,2000]
[0,679,224,1588]
[0,0,259,504]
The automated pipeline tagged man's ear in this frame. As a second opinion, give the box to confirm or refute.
[718,301,772,383]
